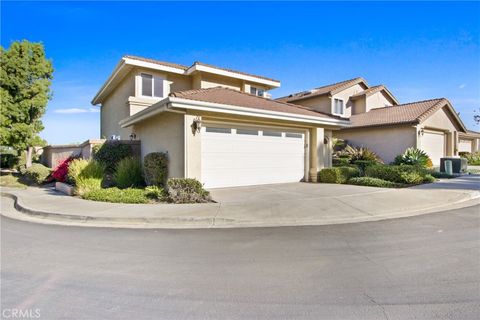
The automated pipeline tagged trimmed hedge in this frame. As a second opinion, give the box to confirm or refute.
[318,166,360,184]
[22,163,51,184]
[93,142,132,173]
[332,157,350,167]
[115,157,144,189]
[83,187,148,204]
[144,152,169,187]
[347,177,404,188]
[352,160,377,173]
[365,165,431,184]
[166,178,211,203]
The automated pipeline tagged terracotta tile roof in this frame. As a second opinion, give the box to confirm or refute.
[350,85,385,98]
[169,87,343,120]
[342,98,449,130]
[192,61,280,83]
[123,55,189,70]
[123,55,280,83]
[276,77,368,103]
[350,85,400,104]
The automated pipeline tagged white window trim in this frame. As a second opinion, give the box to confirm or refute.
[135,73,169,99]
[332,98,344,116]
[250,86,266,97]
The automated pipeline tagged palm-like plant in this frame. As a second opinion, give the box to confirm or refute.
[394,148,430,167]
[337,145,384,163]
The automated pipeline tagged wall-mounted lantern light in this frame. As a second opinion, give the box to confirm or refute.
[191,117,202,135]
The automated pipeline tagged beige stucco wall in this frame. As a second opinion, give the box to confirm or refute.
[366,91,395,111]
[132,112,185,178]
[335,126,417,164]
[352,96,367,115]
[331,83,368,118]
[292,95,332,114]
[100,73,135,139]
[419,106,462,156]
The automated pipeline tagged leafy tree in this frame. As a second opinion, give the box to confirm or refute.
[0,40,53,167]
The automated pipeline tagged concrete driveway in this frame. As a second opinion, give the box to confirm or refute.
[209,182,387,204]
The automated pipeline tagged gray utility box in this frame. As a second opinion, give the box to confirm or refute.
[440,157,467,173]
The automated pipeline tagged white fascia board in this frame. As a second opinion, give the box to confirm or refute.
[123,57,186,75]
[168,97,349,127]
[91,59,127,105]
[185,64,281,88]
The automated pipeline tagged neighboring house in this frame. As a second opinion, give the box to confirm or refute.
[92,56,348,188]
[458,130,480,153]
[278,78,468,165]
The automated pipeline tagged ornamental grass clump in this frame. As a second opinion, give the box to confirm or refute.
[114,157,144,189]
[69,160,106,195]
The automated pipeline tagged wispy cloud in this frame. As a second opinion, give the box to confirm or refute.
[54,107,99,114]
[459,83,467,89]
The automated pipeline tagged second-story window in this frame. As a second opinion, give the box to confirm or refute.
[334,98,344,115]
[250,86,265,97]
[141,73,164,98]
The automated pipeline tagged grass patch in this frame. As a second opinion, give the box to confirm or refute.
[83,187,149,204]
[0,174,28,189]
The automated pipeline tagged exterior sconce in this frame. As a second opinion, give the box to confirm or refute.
[129,133,137,140]
[418,129,424,136]
[191,117,202,135]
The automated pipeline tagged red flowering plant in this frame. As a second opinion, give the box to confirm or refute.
[49,156,77,183]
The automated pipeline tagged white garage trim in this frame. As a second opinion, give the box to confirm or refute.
[200,122,308,188]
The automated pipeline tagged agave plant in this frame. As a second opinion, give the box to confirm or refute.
[337,145,384,163]
[394,148,430,167]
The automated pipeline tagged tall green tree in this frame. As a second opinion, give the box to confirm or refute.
[0,40,53,167]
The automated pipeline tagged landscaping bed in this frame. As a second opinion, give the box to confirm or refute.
[320,145,457,188]
[48,143,212,204]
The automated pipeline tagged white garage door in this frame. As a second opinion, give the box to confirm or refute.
[201,125,305,188]
[459,140,472,153]
[422,131,445,165]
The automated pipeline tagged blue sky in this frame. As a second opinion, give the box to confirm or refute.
[2,1,479,144]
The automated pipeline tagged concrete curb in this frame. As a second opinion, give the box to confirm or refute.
[1,189,479,229]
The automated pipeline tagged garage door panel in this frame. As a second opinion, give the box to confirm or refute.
[422,131,445,165]
[201,126,305,188]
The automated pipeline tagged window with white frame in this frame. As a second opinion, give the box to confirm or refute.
[140,73,164,98]
[333,98,344,115]
[250,86,265,97]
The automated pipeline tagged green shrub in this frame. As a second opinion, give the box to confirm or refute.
[166,178,211,203]
[347,177,404,188]
[93,142,132,173]
[67,159,89,185]
[0,153,18,169]
[318,166,361,184]
[144,152,169,186]
[22,163,51,184]
[423,174,436,183]
[394,148,431,167]
[429,171,456,179]
[332,157,350,167]
[115,157,144,189]
[365,165,431,184]
[145,185,166,201]
[83,187,148,204]
[352,160,377,174]
[460,151,480,165]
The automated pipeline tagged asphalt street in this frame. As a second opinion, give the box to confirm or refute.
[1,199,479,320]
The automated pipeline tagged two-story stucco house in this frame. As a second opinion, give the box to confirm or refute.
[92,56,349,188]
[278,78,469,165]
